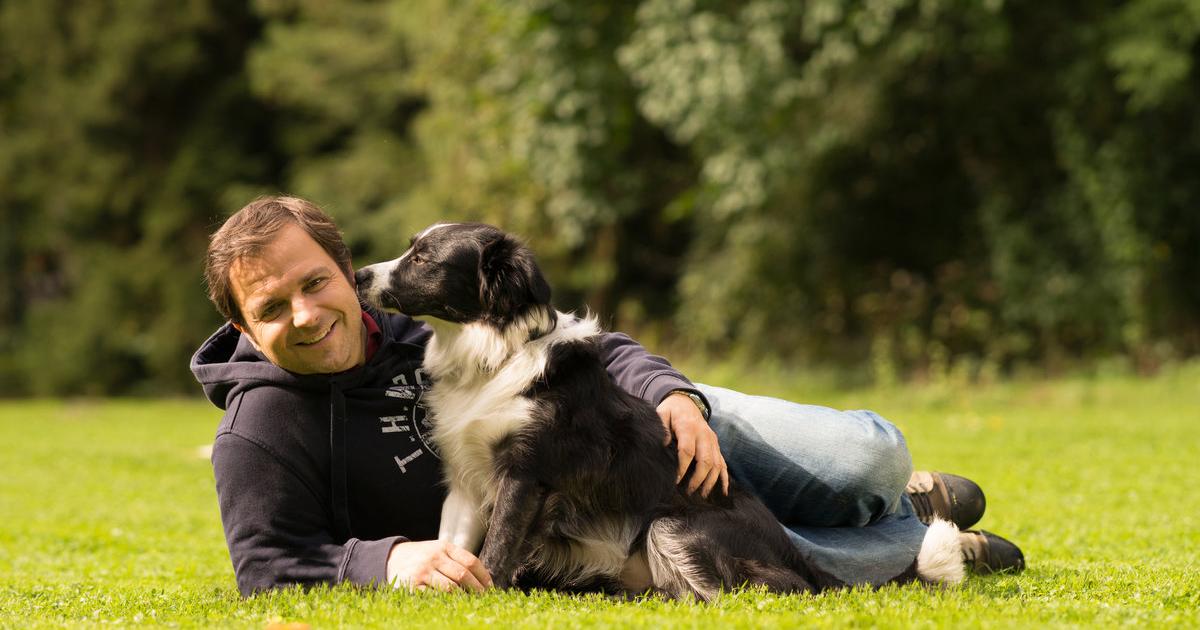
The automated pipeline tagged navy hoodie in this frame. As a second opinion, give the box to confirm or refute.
[190,305,703,596]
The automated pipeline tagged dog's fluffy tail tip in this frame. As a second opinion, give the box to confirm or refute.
[916,518,964,585]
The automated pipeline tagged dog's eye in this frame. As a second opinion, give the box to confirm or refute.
[411,253,425,264]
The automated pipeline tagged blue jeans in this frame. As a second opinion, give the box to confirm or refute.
[697,384,927,585]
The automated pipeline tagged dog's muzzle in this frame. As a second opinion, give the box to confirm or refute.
[354,267,376,292]
[354,264,402,311]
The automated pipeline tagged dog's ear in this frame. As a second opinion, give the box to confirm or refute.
[479,233,552,318]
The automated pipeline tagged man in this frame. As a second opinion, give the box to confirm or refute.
[191,196,1023,597]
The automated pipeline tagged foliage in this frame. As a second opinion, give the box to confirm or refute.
[4,365,1200,626]
[0,0,266,394]
[2,0,1199,394]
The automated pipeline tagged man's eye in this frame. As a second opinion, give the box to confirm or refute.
[306,277,327,291]
[259,304,282,321]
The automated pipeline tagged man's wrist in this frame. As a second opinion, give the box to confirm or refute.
[670,389,710,421]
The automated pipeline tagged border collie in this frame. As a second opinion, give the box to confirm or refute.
[355,223,961,598]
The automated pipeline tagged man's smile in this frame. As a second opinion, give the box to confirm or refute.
[295,321,335,346]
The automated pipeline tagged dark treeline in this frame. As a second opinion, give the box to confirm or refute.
[2,0,1198,395]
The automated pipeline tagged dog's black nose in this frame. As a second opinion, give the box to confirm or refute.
[354,268,373,289]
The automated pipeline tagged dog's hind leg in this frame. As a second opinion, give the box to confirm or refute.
[715,492,845,592]
[645,498,838,599]
[644,523,817,598]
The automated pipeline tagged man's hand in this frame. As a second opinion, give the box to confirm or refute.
[656,392,729,498]
[386,540,493,592]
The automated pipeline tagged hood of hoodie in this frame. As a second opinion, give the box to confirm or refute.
[190,305,432,409]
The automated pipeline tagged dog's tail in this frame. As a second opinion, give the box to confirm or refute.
[914,518,965,585]
[777,541,846,592]
[732,558,818,594]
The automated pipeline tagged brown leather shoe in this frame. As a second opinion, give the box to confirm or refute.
[907,471,986,530]
[959,530,1026,574]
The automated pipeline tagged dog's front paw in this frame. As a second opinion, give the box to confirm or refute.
[480,551,512,590]
[488,567,515,590]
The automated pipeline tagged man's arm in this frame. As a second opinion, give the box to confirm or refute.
[214,430,491,595]
[596,332,704,406]
[596,332,729,497]
[212,432,402,596]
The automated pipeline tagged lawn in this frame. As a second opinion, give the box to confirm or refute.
[2,362,1197,628]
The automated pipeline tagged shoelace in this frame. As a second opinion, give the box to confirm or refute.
[960,533,986,568]
[908,489,936,523]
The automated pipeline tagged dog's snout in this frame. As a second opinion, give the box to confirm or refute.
[354,268,373,290]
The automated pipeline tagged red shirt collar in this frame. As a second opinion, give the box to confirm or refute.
[362,311,383,363]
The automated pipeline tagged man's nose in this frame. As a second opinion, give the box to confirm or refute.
[292,295,321,328]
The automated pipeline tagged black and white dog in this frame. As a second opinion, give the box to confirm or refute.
[355,223,959,598]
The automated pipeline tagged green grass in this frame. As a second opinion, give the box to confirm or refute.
[2,363,1199,628]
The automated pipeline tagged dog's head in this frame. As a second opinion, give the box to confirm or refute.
[356,223,553,331]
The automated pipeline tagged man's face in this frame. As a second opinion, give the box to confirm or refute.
[229,223,365,374]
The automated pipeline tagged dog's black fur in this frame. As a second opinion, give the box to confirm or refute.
[356,223,843,599]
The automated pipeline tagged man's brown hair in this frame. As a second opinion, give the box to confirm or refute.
[205,196,353,324]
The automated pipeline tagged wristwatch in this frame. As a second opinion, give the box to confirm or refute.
[670,390,711,421]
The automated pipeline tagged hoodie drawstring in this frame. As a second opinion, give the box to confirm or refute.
[329,383,353,540]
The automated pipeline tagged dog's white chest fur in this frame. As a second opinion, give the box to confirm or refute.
[422,311,599,552]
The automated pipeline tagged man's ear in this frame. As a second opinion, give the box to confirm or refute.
[231,321,262,352]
